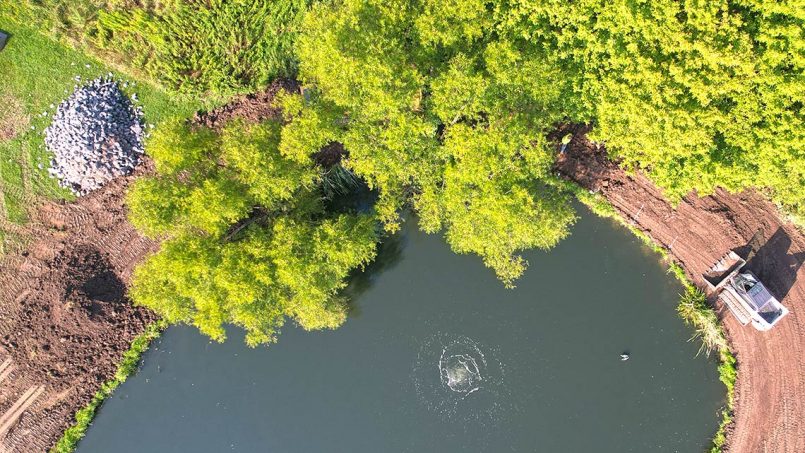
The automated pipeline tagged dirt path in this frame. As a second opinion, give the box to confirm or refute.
[556,127,805,453]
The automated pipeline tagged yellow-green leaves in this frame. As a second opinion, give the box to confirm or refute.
[511,0,805,215]
[221,120,317,208]
[145,118,216,175]
[129,116,379,346]
[436,124,575,286]
[430,54,489,124]
[415,0,494,48]
[289,0,581,284]
[132,215,377,347]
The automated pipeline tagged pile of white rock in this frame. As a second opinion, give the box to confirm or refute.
[45,77,144,195]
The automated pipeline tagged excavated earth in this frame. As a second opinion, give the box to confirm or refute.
[555,125,805,453]
[0,166,157,453]
[0,83,295,452]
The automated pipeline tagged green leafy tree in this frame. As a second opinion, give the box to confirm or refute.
[128,118,378,345]
[281,0,579,285]
[507,0,804,216]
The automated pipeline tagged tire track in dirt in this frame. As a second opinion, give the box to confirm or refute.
[0,165,157,452]
[0,385,44,439]
[556,126,805,453]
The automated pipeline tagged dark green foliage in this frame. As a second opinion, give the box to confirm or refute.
[128,119,378,346]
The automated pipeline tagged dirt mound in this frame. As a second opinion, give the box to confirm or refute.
[0,165,157,452]
[192,78,299,129]
[556,126,805,453]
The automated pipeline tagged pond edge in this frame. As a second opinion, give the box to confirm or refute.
[557,179,736,453]
[50,320,168,453]
[52,182,736,453]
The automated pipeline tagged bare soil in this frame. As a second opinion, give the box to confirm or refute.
[0,166,157,452]
[0,83,296,452]
[192,79,299,130]
[556,125,805,453]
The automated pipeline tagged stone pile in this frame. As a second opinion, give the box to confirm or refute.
[45,77,144,195]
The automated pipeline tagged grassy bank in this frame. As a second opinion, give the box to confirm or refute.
[558,180,737,453]
[51,320,167,453]
[0,16,205,253]
[678,287,738,453]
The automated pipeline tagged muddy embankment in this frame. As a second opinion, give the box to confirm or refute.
[556,126,805,453]
[0,167,156,452]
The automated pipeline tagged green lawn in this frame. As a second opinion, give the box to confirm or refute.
[0,16,206,253]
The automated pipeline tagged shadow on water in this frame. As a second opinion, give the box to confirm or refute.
[733,227,805,301]
[342,230,406,318]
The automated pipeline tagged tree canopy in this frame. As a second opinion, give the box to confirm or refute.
[506,0,804,215]
[284,0,803,226]
[280,0,579,286]
[113,0,803,344]
[128,119,378,345]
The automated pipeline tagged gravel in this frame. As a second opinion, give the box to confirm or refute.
[45,77,145,195]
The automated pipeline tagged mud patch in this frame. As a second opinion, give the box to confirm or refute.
[192,78,299,129]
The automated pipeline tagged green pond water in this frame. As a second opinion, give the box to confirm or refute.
[77,207,724,452]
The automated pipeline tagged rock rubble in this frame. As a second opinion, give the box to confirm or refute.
[45,77,144,195]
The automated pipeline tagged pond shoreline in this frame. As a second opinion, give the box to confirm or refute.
[1,122,801,452]
[555,126,805,453]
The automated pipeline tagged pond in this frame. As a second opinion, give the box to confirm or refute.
[77,207,724,452]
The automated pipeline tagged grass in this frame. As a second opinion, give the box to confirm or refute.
[50,320,167,453]
[0,16,207,253]
[4,0,309,99]
[555,177,738,453]
[676,286,737,453]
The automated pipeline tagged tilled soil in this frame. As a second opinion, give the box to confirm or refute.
[556,125,805,453]
[0,166,157,452]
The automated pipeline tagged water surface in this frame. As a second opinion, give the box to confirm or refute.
[78,208,724,452]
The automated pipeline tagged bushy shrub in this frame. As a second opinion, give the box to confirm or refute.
[3,0,311,97]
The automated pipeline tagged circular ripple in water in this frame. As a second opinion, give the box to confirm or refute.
[412,333,509,425]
